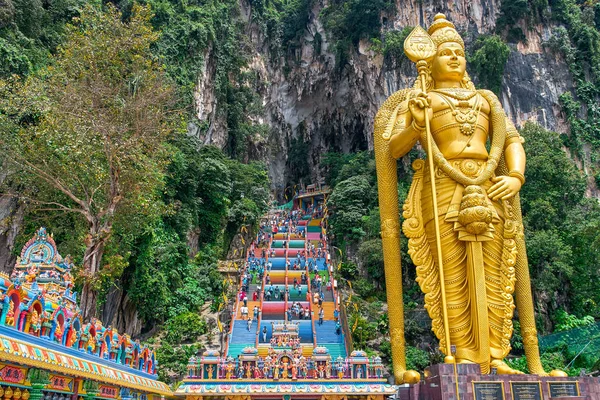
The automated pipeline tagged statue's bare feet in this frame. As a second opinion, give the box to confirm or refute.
[403,370,421,384]
[549,369,568,377]
[490,359,525,375]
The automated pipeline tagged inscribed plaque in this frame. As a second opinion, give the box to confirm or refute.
[548,381,579,397]
[473,381,505,400]
[510,381,542,400]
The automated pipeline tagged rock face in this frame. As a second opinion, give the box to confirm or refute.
[191,0,574,194]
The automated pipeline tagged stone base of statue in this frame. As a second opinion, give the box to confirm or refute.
[397,363,599,400]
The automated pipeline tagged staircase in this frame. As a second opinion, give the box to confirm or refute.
[324,343,347,360]
[230,320,258,344]
[225,205,354,373]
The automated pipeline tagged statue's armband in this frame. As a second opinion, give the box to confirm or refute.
[388,99,420,159]
[504,117,524,149]
[390,99,411,138]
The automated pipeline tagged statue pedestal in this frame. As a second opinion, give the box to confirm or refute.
[397,363,599,400]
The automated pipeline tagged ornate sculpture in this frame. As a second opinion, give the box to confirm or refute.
[374,14,566,383]
[5,301,15,327]
[29,310,40,334]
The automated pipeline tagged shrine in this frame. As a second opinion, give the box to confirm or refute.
[175,190,396,400]
[0,228,172,400]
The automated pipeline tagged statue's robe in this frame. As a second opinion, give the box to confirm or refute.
[399,90,522,372]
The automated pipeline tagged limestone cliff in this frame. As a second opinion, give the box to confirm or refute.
[191,0,576,195]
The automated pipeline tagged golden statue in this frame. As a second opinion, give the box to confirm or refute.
[374,14,566,383]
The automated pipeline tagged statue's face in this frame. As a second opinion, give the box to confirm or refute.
[431,42,466,82]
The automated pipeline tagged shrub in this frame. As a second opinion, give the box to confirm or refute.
[164,312,208,344]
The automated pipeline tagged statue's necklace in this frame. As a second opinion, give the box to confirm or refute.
[433,87,477,100]
[434,90,482,136]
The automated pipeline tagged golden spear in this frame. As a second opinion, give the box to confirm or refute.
[403,26,454,364]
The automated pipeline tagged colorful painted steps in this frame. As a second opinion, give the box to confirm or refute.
[315,321,343,343]
[230,320,258,344]
[325,343,347,360]
[265,270,286,283]
[287,285,309,301]
[307,257,327,270]
[261,301,286,320]
[297,320,314,343]
[307,232,321,240]
[269,257,287,269]
[236,301,261,318]
[227,343,250,358]
[226,206,353,372]
[313,302,336,321]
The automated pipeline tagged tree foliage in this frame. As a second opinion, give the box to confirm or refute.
[518,122,600,325]
[1,2,271,333]
[468,35,511,95]
[1,4,181,318]
[0,0,87,77]
[321,0,393,65]
[382,27,412,67]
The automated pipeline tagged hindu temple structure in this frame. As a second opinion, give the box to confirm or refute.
[0,228,172,400]
[176,189,397,400]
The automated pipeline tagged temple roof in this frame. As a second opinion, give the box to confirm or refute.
[0,228,170,397]
[0,330,171,396]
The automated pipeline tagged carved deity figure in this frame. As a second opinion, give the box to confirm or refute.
[317,364,325,379]
[87,333,96,354]
[374,14,566,382]
[226,362,234,379]
[262,362,270,379]
[273,362,280,379]
[29,310,40,334]
[281,360,289,379]
[54,323,64,342]
[5,301,15,327]
[291,360,298,379]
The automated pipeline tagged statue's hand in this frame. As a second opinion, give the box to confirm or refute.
[408,91,433,128]
[488,176,522,200]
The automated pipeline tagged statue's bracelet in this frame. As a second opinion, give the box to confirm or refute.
[508,170,526,185]
[412,120,426,132]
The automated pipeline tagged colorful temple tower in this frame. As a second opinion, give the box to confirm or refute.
[176,192,396,400]
[0,228,171,400]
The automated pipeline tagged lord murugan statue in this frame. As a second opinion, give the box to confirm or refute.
[374,14,565,383]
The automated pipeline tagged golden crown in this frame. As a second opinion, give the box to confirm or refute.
[428,13,464,49]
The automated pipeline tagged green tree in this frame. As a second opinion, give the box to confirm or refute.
[357,238,385,286]
[0,4,182,318]
[328,175,372,243]
[468,35,511,94]
[0,0,87,77]
[321,0,393,65]
[518,122,600,329]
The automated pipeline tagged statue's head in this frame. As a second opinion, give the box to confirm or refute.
[428,14,467,84]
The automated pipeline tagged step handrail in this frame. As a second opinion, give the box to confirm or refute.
[255,232,270,348]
